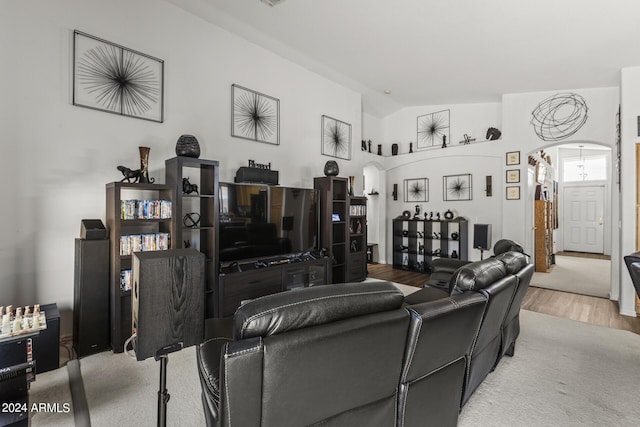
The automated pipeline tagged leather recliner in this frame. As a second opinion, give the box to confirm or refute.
[197,281,411,427]
[197,280,491,427]
[398,292,487,426]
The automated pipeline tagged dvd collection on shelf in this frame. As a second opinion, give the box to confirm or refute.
[119,233,170,256]
[350,205,366,216]
[120,199,172,220]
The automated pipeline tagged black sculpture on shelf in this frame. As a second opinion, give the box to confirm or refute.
[182,212,201,228]
[182,177,199,195]
[324,160,339,176]
[175,134,201,158]
[361,140,367,151]
[486,127,502,140]
[117,165,142,183]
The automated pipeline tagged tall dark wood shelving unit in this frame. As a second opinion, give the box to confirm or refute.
[392,218,468,273]
[348,196,367,281]
[106,182,173,353]
[165,157,219,318]
[314,176,348,283]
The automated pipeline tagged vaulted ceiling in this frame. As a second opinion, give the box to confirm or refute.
[166,0,640,116]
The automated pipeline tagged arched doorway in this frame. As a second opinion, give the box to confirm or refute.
[363,161,386,263]
[524,141,613,298]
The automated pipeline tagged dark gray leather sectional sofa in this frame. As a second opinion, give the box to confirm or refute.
[197,250,533,426]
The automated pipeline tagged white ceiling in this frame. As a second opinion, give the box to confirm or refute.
[166,0,640,117]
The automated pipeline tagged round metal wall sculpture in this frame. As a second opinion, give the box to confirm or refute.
[530,93,588,141]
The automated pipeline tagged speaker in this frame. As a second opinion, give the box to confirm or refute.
[132,249,205,361]
[473,224,492,251]
[80,219,107,240]
[235,166,279,185]
[73,239,110,358]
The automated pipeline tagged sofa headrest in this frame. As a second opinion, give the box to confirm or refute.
[449,258,507,291]
[495,251,528,274]
[234,281,405,340]
[493,239,525,256]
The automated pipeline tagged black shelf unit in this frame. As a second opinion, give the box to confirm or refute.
[314,176,349,283]
[392,218,468,273]
[106,182,173,353]
[165,156,219,318]
[348,196,367,281]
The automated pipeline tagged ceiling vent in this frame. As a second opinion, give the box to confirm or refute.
[260,0,286,6]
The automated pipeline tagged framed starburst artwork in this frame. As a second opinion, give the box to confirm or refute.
[232,84,280,145]
[417,109,450,149]
[73,30,164,122]
[444,174,472,201]
[321,115,351,160]
[404,178,428,202]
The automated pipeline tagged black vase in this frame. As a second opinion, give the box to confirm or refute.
[377,144,382,155]
[175,134,201,158]
[392,143,398,155]
[324,160,339,176]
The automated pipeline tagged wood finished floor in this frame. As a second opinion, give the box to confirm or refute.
[367,263,640,335]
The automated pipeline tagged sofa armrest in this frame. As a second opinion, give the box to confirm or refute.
[431,258,470,274]
[197,337,233,427]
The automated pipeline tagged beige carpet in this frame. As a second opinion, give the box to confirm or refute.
[532,255,611,298]
[28,283,640,426]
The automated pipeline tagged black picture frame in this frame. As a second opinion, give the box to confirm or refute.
[73,30,164,123]
[321,115,352,160]
[506,151,520,165]
[417,109,450,149]
[506,169,520,183]
[232,84,280,145]
[443,174,472,201]
[404,178,428,202]
[506,186,521,200]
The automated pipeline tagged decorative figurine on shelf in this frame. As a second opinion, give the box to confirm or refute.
[486,127,502,140]
[183,212,201,228]
[175,134,201,158]
[377,144,382,155]
[182,177,199,195]
[451,231,459,241]
[356,220,362,234]
[441,135,447,148]
[451,250,459,259]
[361,140,367,151]
[459,134,476,145]
[351,240,358,253]
[117,165,142,183]
[368,140,372,153]
[416,231,423,238]
[414,204,421,219]
[436,212,441,220]
[184,240,191,248]
[409,142,413,153]
[392,143,399,155]
[324,160,339,176]
[348,176,355,196]
[138,146,154,183]
[444,209,454,220]
[428,211,434,220]
[402,229,408,237]
[418,243,424,255]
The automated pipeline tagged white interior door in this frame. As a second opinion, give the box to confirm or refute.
[563,185,604,253]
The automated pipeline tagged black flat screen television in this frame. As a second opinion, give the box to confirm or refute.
[218,183,319,262]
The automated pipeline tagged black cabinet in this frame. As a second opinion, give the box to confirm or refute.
[348,196,367,282]
[393,219,468,273]
[218,258,330,317]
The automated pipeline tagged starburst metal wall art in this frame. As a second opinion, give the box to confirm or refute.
[404,178,428,202]
[73,30,164,122]
[417,109,450,149]
[321,115,351,160]
[232,84,280,145]
[443,174,472,201]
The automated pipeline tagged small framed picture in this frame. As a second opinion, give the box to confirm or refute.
[506,169,520,183]
[506,186,520,200]
[506,151,520,166]
[332,213,341,222]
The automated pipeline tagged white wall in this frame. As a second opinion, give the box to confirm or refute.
[620,67,640,316]
[375,102,504,264]
[0,0,364,333]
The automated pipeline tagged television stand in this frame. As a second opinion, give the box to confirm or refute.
[217,255,330,317]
